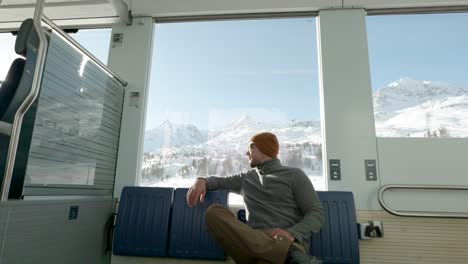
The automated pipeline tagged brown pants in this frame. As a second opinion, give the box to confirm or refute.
[205,204,291,264]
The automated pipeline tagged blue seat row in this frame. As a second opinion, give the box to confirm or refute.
[112,186,228,260]
[113,188,359,263]
[238,191,360,264]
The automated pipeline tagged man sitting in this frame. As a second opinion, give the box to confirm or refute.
[187,132,324,264]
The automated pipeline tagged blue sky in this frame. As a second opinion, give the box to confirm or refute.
[71,29,111,63]
[148,13,468,130]
[148,18,320,130]
[1,14,468,130]
[367,13,468,90]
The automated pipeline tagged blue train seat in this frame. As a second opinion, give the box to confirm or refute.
[113,186,174,257]
[310,191,359,264]
[236,191,359,264]
[169,188,228,260]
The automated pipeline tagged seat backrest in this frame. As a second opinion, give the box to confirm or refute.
[113,186,174,257]
[310,191,360,264]
[2,18,38,124]
[0,58,26,120]
[169,188,228,260]
[235,191,360,263]
[0,17,35,118]
[0,19,39,199]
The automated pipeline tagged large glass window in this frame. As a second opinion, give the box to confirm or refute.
[368,13,468,138]
[0,33,21,84]
[70,28,111,64]
[0,28,110,86]
[142,18,324,204]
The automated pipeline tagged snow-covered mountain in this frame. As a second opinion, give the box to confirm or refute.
[374,78,468,137]
[140,77,467,192]
[278,120,322,144]
[144,116,322,153]
[374,77,467,119]
[205,115,322,150]
[144,120,207,152]
[141,115,324,188]
[205,115,277,152]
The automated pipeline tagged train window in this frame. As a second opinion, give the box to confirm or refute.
[70,28,111,64]
[0,33,21,85]
[368,13,468,138]
[0,28,110,86]
[141,18,325,204]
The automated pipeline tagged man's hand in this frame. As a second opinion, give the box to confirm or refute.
[270,228,295,243]
[186,178,207,207]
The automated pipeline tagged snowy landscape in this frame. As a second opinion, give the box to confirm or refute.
[374,78,468,137]
[140,78,467,202]
[141,115,324,190]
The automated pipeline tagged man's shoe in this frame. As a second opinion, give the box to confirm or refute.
[287,243,322,264]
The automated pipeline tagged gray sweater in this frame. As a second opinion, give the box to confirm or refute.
[204,158,324,248]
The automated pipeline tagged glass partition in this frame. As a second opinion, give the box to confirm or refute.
[21,29,124,195]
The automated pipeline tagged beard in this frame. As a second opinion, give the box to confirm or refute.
[249,158,260,168]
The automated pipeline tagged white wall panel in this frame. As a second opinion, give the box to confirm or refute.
[318,9,380,210]
[107,17,154,199]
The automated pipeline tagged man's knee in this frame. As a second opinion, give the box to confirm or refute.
[205,204,224,222]
[205,204,233,228]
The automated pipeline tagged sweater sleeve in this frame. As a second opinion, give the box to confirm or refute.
[200,171,248,194]
[286,169,325,243]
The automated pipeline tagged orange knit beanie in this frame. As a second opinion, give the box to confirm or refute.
[250,132,279,158]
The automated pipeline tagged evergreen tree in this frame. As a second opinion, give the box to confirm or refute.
[315,144,323,161]
[438,126,450,137]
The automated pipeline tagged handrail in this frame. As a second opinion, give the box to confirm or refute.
[41,15,128,87]
[1,0,49,201]
[378,184,468,218]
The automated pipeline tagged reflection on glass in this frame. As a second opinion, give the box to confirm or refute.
[70,28,111,65]
[25,30,124,186]
[27,161,96,185]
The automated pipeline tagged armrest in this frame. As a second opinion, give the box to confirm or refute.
[0,121,12,136]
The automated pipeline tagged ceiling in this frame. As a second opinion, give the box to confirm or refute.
[1,0,468,30]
